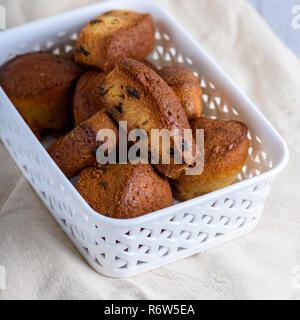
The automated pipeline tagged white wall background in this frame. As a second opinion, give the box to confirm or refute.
[248,0,300,57]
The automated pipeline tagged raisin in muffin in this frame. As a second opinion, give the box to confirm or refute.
[73,60,157,124]
[74,10,155,72]
[47,110,118,178]
[73,69,107,124]
[159,66,202,119]
[172,118,249,201]
[99,58,196,179]
[0,52,82,139]
[76,163,173,218]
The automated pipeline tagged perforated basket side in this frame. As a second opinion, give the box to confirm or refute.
[0,95,274,277]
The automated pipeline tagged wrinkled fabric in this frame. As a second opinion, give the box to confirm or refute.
[0,0,299,300]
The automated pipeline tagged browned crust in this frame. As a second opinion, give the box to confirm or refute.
[76,163,173,218]
[0,52,82,137]
[117,58,191,132]
[76,164,133,218]
[119,163,173,218]
[172,118,249,201]
[47,110,118,178]
[159,66,202,119]
[104,13,155,71]
[103,58,195,179]
[73,69,107,124]
[0,52,82,96]
[139,59,159,73]
[190,118,249,167]
[74,10,155,72]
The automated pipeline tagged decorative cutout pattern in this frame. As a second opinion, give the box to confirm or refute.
[0,20,277,278]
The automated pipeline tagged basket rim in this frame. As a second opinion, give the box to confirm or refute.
[0,0,289,228]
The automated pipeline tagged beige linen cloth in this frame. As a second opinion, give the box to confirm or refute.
[0,0,299,300]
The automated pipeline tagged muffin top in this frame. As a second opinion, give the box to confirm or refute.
[74,10,154,71]
[76,163,173,219]
[117,58,191,133]
[159,66,199,87]
[0,52,82,96]
[190,118,249,166]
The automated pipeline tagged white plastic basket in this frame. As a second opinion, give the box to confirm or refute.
[0,0,289,278]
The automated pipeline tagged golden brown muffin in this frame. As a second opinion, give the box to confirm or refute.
[159,66,202,119]
[73,69,106,124]
[74,10,155,72]
[47,110,118,178]
[0,52,82,138]
[73,61,156,125]
[99,58,196,179]
[76,163,173,219]
[172,118,249,201]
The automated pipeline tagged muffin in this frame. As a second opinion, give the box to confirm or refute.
[172,118,249,201]
[99,58,196,179]
[140,59,158,73]
[76,163,173,219]
[159,66,202,119]
[47,110,118,178]
[74,10,155,72]
[73,60,157,125]
[0,52,82,139]
[73,69,107,124]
